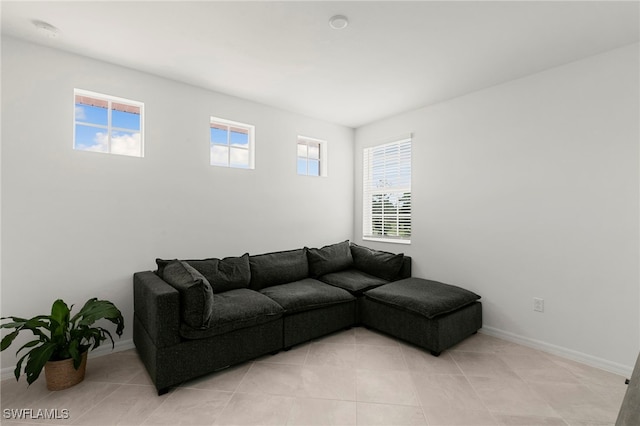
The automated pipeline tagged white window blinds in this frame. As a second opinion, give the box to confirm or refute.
[363,136,412,243]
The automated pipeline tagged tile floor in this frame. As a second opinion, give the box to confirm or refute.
[0,328,629,426]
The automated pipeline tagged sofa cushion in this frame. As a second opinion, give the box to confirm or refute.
[179,288,284,339]
[318,268,389,295]
[307,240,353,278]
[260,278,355,314]
[249,248,309,290]
[364,277,481,319]
[162,260,214,329]
[186,254,251,293]
[350,243,404,281]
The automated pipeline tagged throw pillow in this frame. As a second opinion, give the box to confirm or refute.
[307,240,353,277]
[186,254,251,293]
[162,260,214,329]
[249,248,309,290]
[350,243,404,281]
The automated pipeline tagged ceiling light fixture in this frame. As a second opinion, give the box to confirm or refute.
[33,20,60,39]
[329,15,349,30]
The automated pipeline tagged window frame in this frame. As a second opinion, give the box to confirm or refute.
[73,88,144,157]
[362,135,412,245]
[209,116,255,170]
[297,135,327,177]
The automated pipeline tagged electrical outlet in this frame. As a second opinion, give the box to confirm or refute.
[533,297,544,312]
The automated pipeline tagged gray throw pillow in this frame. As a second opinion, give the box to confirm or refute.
[249,248,309,290]
[307,240,353,277]
[161,260,214,329]
[350,243,404,281]
[186,254,251,293]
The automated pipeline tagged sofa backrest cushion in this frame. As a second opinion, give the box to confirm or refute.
[307,240,353,277]
[161,260,214,329]
[186,254,251,293]
[350,243,404,281]
[249,248,309,290]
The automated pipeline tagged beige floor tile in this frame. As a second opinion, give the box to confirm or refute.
[492,413,568,425]
[423,407,498,425]
[214,392,294,425]
[142,387,231,425]
[15,381,120,425]
[497,352,559,371]
[305,342,358,369]
[530,382,621,424]
[356,369,419,406]
[180,363,252,392]
[467,375,558,417]
[356,345,408,371]
[450,351,519,378]
[412,373,485,411]
[356,402,427,425]
[512,366,581,385]
[355,328,400,346]
[401,345,463,374]
[287,397,356,425]
[85,350,146,385]
[235,363,303,396]
[71,384,165,425]
[1,377,52,409]
[547,357,627,388]
[298,365,357,400]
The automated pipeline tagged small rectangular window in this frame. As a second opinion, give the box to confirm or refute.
[210,117,255,169]
[363,136,412,244]
[74,89,144,157]
[297,136,326,177]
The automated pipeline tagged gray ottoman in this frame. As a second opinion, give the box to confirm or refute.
[361,277,482,356]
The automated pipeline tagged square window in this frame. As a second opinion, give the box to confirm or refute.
[210,117,254,169]
[74,89,143,157]
[297,136,326,177]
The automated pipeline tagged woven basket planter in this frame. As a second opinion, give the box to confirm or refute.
[44,352,87,391]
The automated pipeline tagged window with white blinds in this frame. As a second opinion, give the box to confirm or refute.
[363,136,411,244]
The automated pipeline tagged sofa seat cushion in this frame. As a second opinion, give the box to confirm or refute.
[179,288,284,340]
[260,278,355,314]
[319,268,389,295]
[364,278,481,319]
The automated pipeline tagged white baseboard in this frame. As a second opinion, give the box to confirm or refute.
[1,339,135,381]
[480,326,633,377]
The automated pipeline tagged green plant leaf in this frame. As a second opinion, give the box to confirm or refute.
[15,339,41,356]
[1,330,20,351]
[50,300,70,339]
[73,299,124,337]
[24,342,57,385]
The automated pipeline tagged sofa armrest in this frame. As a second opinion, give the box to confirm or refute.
[133,271,181,348]
[399,256,412,279]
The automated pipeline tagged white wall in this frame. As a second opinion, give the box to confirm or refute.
[354,44,640,374]
[0,37,354,369]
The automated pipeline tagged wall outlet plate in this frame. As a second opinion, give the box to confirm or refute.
[534,297,544,312]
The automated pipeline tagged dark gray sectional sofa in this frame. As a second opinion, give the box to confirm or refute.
[133,241,480,395]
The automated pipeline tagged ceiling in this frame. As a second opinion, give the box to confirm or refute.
[2,1,639,128]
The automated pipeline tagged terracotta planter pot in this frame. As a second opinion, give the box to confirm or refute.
[44,352,87,391]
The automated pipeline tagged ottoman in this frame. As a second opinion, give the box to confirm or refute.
[361,277,482,356]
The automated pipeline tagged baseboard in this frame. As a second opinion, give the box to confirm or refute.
[1,338,135,381]
[480,326,633,377]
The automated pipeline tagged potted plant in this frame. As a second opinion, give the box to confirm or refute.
[1,298,124,390]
